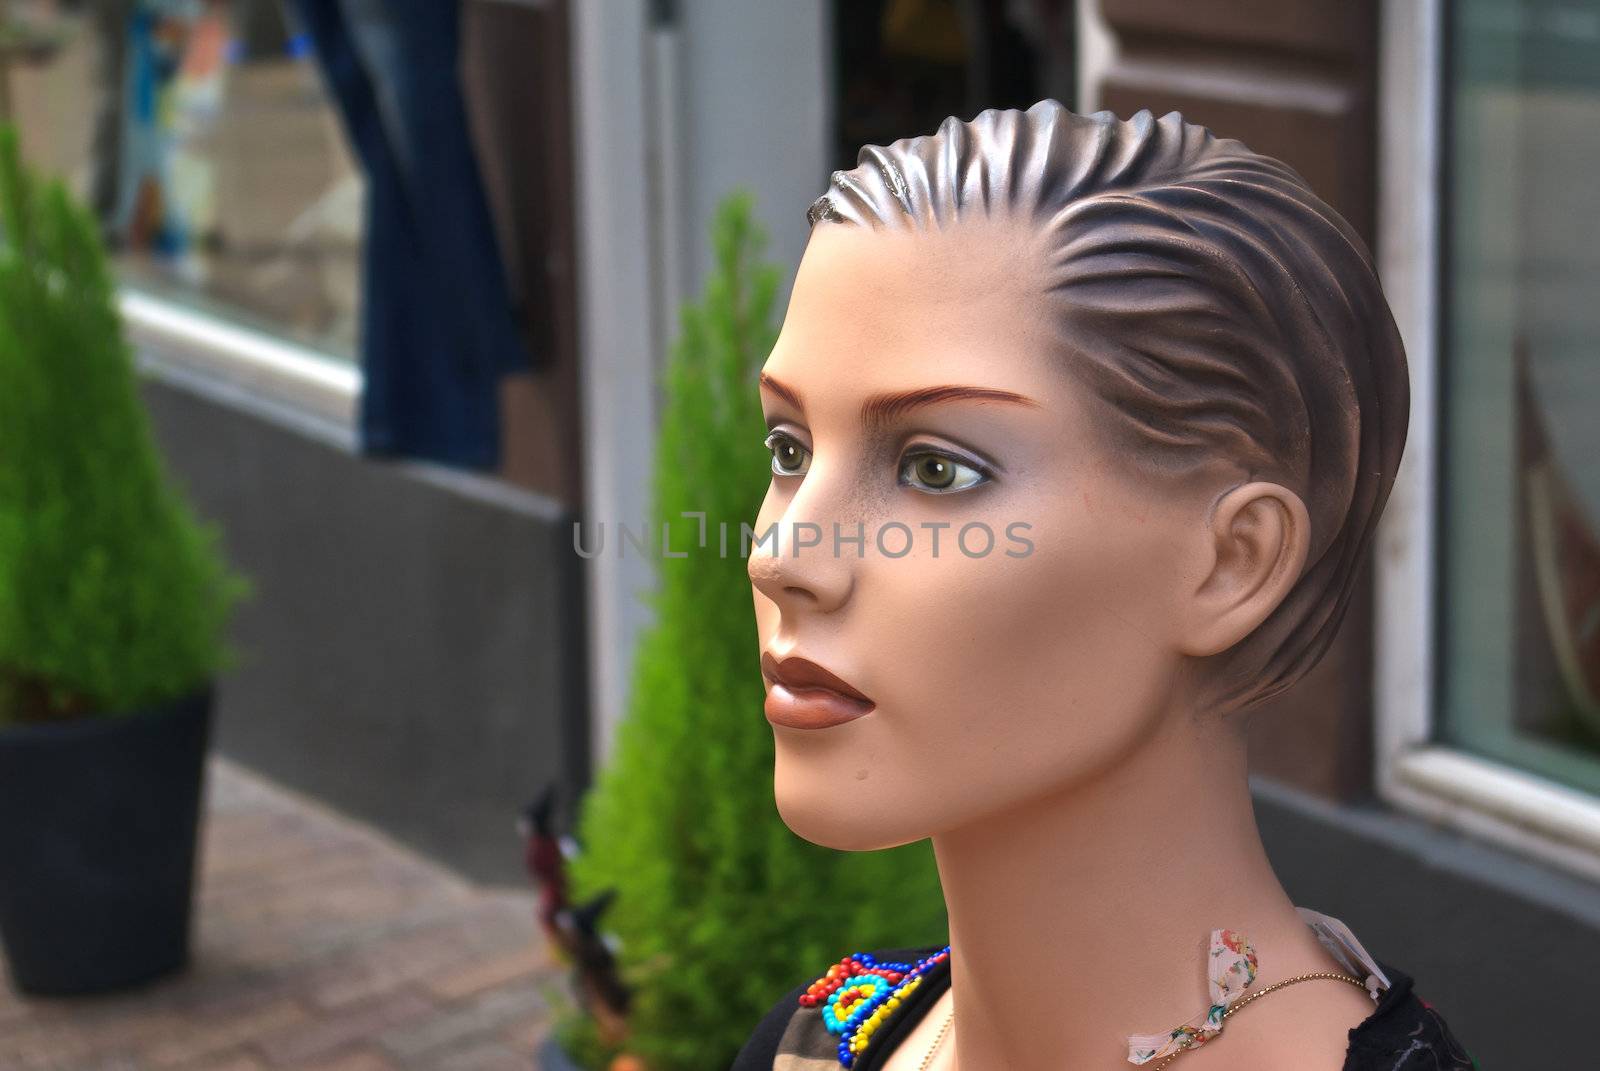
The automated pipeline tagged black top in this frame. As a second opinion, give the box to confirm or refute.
[729,945,1478,1071]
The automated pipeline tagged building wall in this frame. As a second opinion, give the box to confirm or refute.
[1257,778,1600,1068]
[139,367,589,886]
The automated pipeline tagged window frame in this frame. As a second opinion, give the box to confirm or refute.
[1374,0,1600,885]
[122,288,360,433]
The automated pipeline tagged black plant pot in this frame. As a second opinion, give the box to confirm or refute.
[0,687,212,995]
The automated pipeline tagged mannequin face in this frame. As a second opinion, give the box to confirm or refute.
[748,220,1289,852]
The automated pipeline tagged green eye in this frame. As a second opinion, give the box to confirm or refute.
[900,450,987,494]
[765,431,811,476]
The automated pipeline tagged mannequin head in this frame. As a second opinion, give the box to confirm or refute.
[747,104,1407,851]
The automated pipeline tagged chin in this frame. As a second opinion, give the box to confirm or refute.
[773,765,931,852]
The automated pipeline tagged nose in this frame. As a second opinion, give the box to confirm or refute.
[747,491,857,615]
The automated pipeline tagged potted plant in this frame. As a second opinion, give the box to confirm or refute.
[552,192,947,1071]
[0,125,247,995]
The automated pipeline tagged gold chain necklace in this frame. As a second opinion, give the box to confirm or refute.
[915,971,1367,1070]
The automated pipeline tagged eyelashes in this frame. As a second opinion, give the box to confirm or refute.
[763,430,993,495]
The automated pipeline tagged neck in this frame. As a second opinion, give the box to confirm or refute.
[930,707,1332,1068]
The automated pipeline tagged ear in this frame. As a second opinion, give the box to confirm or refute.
[1177,481,1311,659]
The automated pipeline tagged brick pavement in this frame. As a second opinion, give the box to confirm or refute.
[0,759,564,1071]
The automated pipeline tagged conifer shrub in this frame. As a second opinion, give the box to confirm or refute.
[0,126,247,725]
[561,191,947,1071]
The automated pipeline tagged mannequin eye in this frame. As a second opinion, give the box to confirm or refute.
[900,449,988,494]
[764,431,811,477]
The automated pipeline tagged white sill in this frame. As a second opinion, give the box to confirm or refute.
[1382,747,1600,886]
[119,289,360,431]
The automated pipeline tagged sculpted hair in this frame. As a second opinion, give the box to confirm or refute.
[806,102,1409,714]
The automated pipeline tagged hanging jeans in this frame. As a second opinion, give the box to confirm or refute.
[289,0,533,469]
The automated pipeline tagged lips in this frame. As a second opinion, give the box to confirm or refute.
[760,651,875,729]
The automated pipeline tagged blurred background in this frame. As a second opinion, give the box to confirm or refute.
[0,0,1597,1069]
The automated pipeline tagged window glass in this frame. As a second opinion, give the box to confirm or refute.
[1441,0,1600,793]
[9,0,361,359]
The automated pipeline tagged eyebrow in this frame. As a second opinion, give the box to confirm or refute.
[759,372,1040,431]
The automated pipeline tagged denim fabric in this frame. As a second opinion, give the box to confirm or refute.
[290,0,532,469]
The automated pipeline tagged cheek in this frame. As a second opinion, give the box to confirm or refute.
[846,498,1184,830]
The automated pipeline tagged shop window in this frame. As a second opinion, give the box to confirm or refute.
[8,0,361,360]
[1439,0,1600,796]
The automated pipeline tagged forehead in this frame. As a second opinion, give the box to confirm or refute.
[763,220,1058,398]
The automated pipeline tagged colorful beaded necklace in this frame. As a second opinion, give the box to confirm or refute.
[799,946,952,1069]
[798,910,1388,1070]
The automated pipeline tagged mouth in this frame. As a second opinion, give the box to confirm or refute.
[760,650,876,729]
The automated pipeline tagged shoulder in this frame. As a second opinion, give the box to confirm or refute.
[1158,962,1476,1071]
[1341,963,1478,1070]
[729,946,946,1071]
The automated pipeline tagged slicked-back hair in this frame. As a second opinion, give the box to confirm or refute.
[805,102,1409,715]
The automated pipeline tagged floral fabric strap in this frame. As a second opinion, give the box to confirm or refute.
[1295,906,1390,1001]
[1124,909,1392,1066]
[1125,928,1257,1065]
